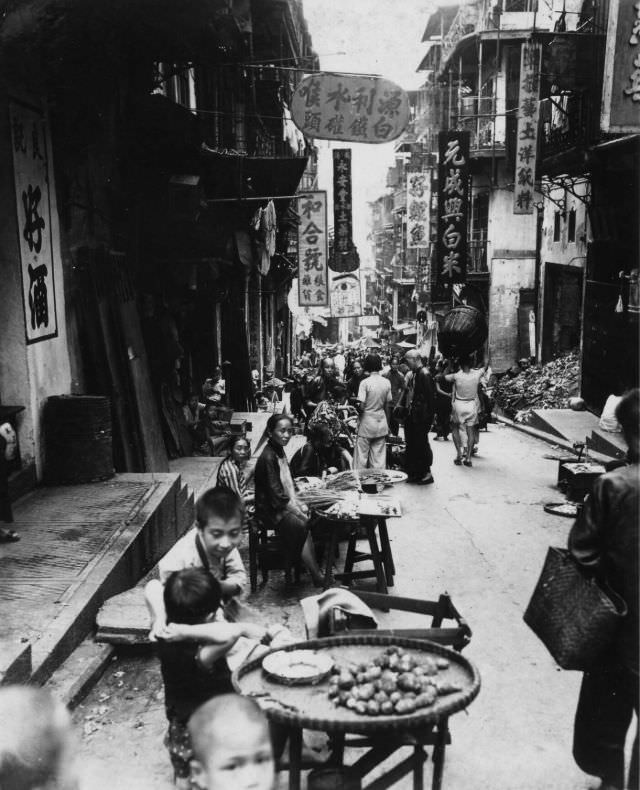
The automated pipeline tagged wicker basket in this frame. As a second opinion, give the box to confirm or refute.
[43,395,114,485]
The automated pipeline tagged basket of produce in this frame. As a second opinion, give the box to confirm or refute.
[232,634,481,733]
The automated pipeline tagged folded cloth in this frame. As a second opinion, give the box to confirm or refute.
[301,588,378,639]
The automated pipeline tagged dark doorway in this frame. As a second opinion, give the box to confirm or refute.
[542,263,583,362]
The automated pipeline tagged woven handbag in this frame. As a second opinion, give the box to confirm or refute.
[523,547,628,671]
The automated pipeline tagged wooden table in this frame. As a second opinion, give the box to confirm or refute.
[316,496,401,593]
[233,635,481,790]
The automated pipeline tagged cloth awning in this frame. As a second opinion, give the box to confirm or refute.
[200,146,309,202]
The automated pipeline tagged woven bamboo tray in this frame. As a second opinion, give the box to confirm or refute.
[232,634,481,734]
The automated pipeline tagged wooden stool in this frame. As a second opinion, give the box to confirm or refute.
[334,516,395,594]
[248,516,301,593]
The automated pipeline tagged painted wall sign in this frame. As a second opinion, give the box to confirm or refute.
[330,271,362,318]
[10,100,58,344]
[331,148,355,271]
[436,131,470,293]
[297,191,329,307]
[291,73,409,143]
[406,171,431,248]
[514,42,541,214]
[601,0,640,133]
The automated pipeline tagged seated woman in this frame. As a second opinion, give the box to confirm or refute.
[200,399,233,457]
[254,414,324,587]
[216,435,254,530]
[290,424,351,479]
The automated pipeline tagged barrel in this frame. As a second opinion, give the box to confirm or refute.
[43,395,114,485]
[437,305,488,357]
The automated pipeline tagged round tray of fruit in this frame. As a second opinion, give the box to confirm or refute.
[232,634,480,733]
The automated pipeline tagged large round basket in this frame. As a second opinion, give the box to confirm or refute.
[437,305,488,357]
[232,634,481,734]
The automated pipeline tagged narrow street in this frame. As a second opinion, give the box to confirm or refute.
[75,423,589,790]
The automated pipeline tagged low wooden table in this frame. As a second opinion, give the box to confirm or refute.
[233,634,481,790]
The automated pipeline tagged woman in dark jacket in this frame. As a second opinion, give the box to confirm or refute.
[569,388,639,790]
[290,424,351,478]
[254,414,324,586]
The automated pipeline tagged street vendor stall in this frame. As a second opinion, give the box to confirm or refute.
[233,635,481,790]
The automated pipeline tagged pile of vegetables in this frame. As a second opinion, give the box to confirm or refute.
[327,646,461,717]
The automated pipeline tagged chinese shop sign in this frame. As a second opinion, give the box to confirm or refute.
[330,272,361,318]
[331,148,356,272]
[436,131,470,292]
[10,100,58,344]
[601,0,640,133]
[297,191,328,307]
[406,171,431,249]
[291,74,409,144]
[514,42,541,214]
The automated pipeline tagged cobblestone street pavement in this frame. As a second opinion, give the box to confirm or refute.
[75,424,595,790]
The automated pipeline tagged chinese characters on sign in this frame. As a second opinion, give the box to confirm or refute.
[332,149,353,265]
[601,0,640,132]
[436,131,470,293]
[514,42,541,214]
[406,171,431,249]
[297,191,329,307]
[10,100,58,344]
[290,74,409,144]
[330,272,362,318]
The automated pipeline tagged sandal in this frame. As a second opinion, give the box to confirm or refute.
[0,528,20,543]
[463,460,473,467]
[453,458,462,466]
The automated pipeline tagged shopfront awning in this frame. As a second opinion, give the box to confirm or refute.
[200,146,309,202]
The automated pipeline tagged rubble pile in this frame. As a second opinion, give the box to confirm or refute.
[493,351,580,422]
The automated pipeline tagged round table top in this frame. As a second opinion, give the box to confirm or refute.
[232,634,481,734]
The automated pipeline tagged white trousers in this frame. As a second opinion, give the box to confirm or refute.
[354,435,387,470]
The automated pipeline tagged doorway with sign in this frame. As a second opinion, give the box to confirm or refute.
[541,263,583,362]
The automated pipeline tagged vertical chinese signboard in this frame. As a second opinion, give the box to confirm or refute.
[333,149,352,255]
[406,171,431,249]
[601,0,640,133]
[514,42,541,214]
[10,100,58,344]
[436,131,470,293]
[297,191,328,307]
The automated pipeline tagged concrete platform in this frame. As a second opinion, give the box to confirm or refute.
[0,473,191,685]
[527,408,600,445]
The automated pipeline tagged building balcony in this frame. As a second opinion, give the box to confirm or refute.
[539,89,600,167]
[454,97,506,157]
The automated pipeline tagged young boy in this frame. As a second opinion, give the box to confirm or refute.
[158,568,267,788]
[188,694,275,790]
[145,486,247,640]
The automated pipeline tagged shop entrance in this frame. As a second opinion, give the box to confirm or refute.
[542,263,583,362]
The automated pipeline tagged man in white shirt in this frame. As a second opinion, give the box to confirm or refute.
[333,345,346,380]
[354,354,392,469]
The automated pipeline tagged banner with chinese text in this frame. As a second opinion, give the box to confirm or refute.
[331,149,357,272]
[514,42,541,214]
[601,0,640,133]
[436,131,470,293]
[297,191,329,307]
[330,271,361,318]
[406,171,431,248]
[10,100,58,344]
[291,74,409,144]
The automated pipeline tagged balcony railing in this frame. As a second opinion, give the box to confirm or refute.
[454,96,505,153]
[539,90,598,161]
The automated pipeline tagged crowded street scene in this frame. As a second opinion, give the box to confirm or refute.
[0,1,638,789]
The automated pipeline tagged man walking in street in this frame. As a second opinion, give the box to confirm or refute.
[403,350,435,484]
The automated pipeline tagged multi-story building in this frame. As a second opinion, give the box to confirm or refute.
[0,0,317,487]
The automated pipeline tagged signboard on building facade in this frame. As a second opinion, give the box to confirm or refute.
[10,100,58,344]
[514,42,541,214]
[330,271,362,318]
[331,148,356,271]
[297,191,328,307]
[601,0,640,133]
[406,171,431,249]
[436,131,470,292]
[291,74,409,144]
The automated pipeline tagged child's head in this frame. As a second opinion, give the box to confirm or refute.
[0,686,77,790]
[188,694,273,790]
[164,567,222,625]
[196,487,243,559]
